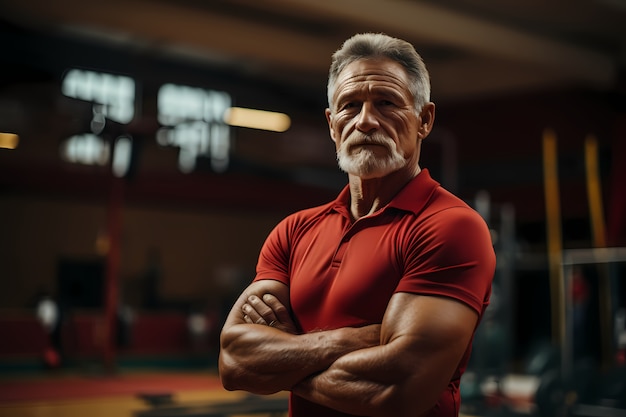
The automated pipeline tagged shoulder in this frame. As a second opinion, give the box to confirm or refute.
[275,200,339,234]
[401,187,495,266]
[409,184,486,233]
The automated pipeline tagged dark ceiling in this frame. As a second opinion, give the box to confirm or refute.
[2,0,624,102]
[1,0,625,236]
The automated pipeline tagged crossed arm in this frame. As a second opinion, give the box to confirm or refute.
[218,279,478,417]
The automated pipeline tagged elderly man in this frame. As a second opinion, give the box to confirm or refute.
[219,33,495,417]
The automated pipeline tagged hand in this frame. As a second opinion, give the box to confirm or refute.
[242,293,300,334]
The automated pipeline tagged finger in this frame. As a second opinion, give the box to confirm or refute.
[242,303,265,325]
[262,293,291,324]
[247,295,277,324]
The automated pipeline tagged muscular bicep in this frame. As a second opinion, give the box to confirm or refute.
[379,292,478,409]
[219,279,297,393]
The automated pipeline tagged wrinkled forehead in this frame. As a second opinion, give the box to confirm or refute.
[332,57,412,99]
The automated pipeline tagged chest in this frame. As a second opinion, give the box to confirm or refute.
[289,214,410,330]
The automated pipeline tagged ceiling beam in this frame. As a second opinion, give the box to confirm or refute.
[261,0,617,87]
[1,0,617,101]
[1,0,335,73]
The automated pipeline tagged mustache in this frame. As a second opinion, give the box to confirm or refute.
[342,132,393,150]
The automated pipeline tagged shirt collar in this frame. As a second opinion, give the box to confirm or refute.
[388,169,440,215]
[329,169,440,217]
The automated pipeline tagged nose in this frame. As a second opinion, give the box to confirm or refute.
[355,102,380,134]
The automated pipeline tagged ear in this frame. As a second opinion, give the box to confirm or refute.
[325,108,338,144]
[417,102,436,140]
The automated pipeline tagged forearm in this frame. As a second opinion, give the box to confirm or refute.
[291,346,407,417]
[291,294,479,416]
[219,323,380,395]
[292,343,447,417]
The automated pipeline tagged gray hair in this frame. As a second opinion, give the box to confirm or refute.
[327,33,431,113]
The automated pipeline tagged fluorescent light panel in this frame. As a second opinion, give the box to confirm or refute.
[224,107,291,132]
[0,133,19,149]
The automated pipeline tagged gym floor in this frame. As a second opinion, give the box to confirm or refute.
[0,369,484,417]
[0,369,287,417]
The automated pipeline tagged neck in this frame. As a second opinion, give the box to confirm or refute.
[348,165,421,220]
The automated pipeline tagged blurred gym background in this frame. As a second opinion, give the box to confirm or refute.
[0,1,625,416]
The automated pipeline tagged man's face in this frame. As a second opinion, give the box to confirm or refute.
[326,57,427,179]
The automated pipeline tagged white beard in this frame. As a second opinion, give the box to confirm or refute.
[336,132,406,178]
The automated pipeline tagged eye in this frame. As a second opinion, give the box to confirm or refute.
[340,101,360,111]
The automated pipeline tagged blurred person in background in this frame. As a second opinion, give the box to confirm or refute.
[35,289,61,368]
[219,33,496,417]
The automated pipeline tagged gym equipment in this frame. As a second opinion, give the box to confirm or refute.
[535,357,599,417]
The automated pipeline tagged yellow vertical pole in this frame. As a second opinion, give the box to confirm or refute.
[584,134,612,368]
[585,135,607,247]
[543,128,565,348]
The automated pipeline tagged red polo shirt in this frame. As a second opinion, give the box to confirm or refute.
[255,169,496,416]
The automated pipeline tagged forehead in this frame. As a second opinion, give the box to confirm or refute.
[333,57,411,98]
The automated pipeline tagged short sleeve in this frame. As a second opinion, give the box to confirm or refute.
[396,206,496,315]
[254,217,293,286]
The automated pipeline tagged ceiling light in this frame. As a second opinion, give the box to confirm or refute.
[0,133,19,149]
[223,107,291,132]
